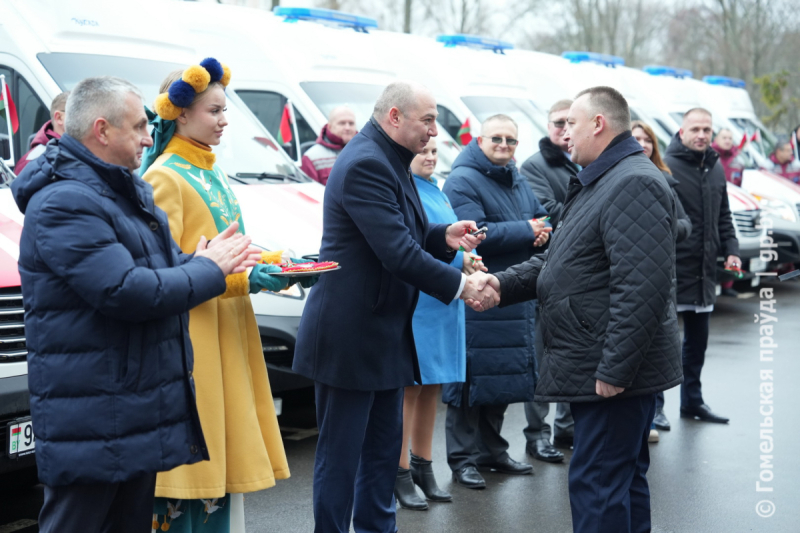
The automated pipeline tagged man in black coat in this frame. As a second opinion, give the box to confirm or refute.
[519,98,578,463]
[520,98,580,229]
[293,81,489,533]
[467,87,682,533]
[662,108,740,426]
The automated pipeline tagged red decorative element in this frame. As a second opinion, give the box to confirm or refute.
[281,261,339,273]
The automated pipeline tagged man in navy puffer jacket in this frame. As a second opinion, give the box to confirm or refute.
[11,77,257,533]
[442,114,551,489]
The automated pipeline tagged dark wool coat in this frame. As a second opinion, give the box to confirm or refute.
[495,134,683,402]
[11,134,224,486]
[519,137,580,229]
[664,134,740,307]
[441,139,549,407]
[293,119,462,391]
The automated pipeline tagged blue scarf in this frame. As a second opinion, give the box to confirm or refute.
[139,107,176,176]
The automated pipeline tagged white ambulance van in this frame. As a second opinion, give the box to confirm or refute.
[173,4,463,179]
[0,0,325,456]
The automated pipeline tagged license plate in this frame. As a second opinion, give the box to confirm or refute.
[750,257,768,272]
[7,417,35,458]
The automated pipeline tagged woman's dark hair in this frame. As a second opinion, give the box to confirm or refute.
[631,120,670,175]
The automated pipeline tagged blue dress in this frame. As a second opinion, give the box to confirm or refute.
[412,174,466,385]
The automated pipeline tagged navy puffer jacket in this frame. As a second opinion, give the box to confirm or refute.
[12,135,226,486]
[442,140,549,406]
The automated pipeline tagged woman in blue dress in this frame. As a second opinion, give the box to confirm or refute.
[394,138,486,510]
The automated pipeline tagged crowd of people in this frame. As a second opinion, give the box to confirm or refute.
[10,57,795,533]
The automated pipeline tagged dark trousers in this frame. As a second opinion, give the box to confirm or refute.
[679,310,710,408]
[38,473,156,533]
[569,394,656,533]
[313,382,403,533]
[445,387,510,472]
[523,400,574,444]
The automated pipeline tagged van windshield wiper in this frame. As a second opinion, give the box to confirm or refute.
[235,172,303,183]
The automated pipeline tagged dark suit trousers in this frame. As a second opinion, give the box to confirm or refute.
[523,400,574,443]
[569,394,656,533]
[679,310,710,408]
[38,473,156,533]
[313,382,403,533]
[445,386,510,472]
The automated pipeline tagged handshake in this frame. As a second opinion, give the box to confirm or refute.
[460,272,500,312]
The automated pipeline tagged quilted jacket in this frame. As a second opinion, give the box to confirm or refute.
[12,134,224,486]
[495,133,683,402]
[664,134,739,307]
[519,137,580,229]
[441,139,549,407]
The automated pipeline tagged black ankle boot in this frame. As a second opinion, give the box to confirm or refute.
[410,453,452,502]
[394,467,428,510]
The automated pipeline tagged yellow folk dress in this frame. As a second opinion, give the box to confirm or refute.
[143,134,289,501]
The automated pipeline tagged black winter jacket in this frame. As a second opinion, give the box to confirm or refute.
[664,134,739,307]
[663,171,692,243]
[519,137,580,229]
[494,134,682,402]
[441,139,549,407]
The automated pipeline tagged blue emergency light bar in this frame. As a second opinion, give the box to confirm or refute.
[703,75,746,89]
[436,34,514,54]
[562,51,624,67]
[272,7,378,32]
[643,65,693,79]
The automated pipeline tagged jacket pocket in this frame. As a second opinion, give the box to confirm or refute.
[121,323,144,389]
[371,268,391,314]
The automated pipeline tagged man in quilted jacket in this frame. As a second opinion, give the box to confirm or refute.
[467,86,682,533]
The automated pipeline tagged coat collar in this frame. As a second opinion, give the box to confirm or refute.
[538,136,576,170]
[366,117,416,169]
[316,124,347,151]
[453,139,519,188]
[164,134,216,170]
[577,132,642,186]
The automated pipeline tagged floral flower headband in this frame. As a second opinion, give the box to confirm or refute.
[154,57,231,121]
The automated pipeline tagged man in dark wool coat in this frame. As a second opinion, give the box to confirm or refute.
[466,86,683,533]
[293,81,490,533]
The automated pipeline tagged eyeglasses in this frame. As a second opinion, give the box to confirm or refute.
[483,136,519,146]
[550,120,567,129]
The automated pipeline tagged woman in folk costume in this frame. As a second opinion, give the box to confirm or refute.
[141,58,302,532]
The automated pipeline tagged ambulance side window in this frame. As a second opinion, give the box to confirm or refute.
[0,66,48,162]
[436,105,462,141]
[237,90,316,158]
[17,76,49,151]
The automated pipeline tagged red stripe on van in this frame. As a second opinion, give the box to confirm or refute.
[0,249,21,288]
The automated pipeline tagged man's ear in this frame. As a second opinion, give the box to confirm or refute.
[594,115,606,137]
[54,110,65,128]
[678,128,684,140]
[388,107,402,129]
[476,135,483,149]
[93,117,111,147]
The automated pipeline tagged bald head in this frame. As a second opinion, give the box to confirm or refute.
[373,81,438,154]
[327,105,356,145]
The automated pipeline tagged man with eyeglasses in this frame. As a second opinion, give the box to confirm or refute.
[441,114,550,490]
[518,99,578,465]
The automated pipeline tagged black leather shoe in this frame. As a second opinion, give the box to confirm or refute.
[410,453,452,502]
[653,408,671,431]
[553,435,574,449]
[680,404,729,424]
[394,467,428,510]
[477,456,533,475]
[526,439,564,463]
[452,466,486,489]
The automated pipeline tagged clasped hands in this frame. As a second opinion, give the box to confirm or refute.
[194,221,261,275]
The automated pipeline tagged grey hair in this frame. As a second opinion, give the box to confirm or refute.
[373,81,419,119]
[480,114,518,135]
[575,86,631,134]
[65,76,143,141]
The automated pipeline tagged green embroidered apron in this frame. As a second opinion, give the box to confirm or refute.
[162,154,245,235]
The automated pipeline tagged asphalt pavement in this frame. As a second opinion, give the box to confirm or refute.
[2,277,798,532]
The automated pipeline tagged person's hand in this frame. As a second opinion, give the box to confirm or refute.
[292,274,320,289]
[724,255,742,270]
[249,264,289,293]
[446,221,485,252]
[529,218,546,235]
[461,272,500,311]
[596,379,625,398]
[534,228,552,247]
[195,225,258,275]
[462,253,488,275]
